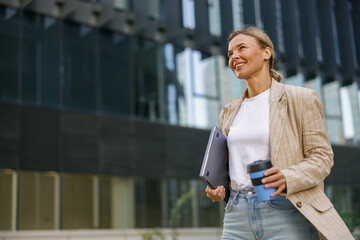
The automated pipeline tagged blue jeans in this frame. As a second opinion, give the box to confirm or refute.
[222,190,319,240]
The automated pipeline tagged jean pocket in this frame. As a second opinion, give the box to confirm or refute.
[224,200,234,213]
[267,195,295,210]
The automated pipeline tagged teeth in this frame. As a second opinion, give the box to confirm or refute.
[235,63,245,68]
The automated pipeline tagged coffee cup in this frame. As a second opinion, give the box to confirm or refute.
[247,160,276,201]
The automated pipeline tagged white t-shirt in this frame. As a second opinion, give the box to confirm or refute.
[227,88,271,191]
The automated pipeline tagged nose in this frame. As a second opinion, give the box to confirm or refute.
[230,51,240,60]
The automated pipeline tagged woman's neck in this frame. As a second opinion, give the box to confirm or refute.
[246,75,272,98]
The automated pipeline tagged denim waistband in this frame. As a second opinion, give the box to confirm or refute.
[229,188,256,199]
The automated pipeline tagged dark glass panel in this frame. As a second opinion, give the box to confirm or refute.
[0,170,13,230]
[63,21,96,111]
[135,178,162,227]
[0,6,19,102]
[99,30,131,115]
[198,181,222,227]
[100,176,111,228]
[21,11,59,106]
[167,179,193,227]
[133,39,160,120]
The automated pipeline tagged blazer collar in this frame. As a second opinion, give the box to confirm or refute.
[270,79,285,103]
[224,79,285,116]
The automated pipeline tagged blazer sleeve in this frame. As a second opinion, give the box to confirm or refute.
[281,90,334,196]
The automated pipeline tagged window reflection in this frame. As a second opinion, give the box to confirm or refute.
[99,30,131,115]
[182,0,195,29]
[286,73,304,87]
[63,21,96,111]
[19,171,56,230]
[0,6,19,102]
[134,39,162,121]
[21,12,59,106]
[208,0,221,36]
[0,170,14,230]
[176,49,222,128]
[340,83,360,144]
[62,173,94,229]
[135,178,162,228]
[323,81,344,144]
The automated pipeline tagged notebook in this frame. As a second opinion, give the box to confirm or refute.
[199,126,230,202]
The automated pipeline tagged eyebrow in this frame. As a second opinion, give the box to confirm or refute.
[228,43,246,55]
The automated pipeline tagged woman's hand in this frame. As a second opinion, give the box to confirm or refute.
[205,185,225,202]
[262,167,287,197]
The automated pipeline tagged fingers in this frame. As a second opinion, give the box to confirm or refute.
[264,167,279,177]
[205,185,225,202]
[262,167,283,184]
[263,167,287,197]
[271,183,286,197]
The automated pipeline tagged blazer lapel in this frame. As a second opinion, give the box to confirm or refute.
[269,79,287,164]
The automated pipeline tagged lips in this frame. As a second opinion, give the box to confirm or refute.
[234,62,246,70]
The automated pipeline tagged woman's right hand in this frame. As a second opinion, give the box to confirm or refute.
[205,185,225,202]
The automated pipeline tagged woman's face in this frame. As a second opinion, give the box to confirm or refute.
[228,34,271,80]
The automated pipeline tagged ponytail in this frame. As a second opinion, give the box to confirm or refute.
[270,69,282,82]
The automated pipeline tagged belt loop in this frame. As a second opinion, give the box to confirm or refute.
[232,191,240,205]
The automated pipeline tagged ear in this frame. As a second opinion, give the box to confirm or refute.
[263,47,272,60]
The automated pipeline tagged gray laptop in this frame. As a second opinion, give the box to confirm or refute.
[199,126,230,202]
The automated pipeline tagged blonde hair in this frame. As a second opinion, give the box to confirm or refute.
[228,26,282,82]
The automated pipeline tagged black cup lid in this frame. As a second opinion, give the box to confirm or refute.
[247,160,273,173]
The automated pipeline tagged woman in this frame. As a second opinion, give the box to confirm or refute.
[205,26,353,240]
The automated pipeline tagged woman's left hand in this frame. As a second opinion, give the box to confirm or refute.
[262,167,287,197]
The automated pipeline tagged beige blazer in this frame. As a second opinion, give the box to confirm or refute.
[219,79,354,240]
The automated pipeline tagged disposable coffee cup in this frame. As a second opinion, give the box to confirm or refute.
[247,160,276,201]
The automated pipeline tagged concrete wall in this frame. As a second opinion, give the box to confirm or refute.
[0,228,222,240]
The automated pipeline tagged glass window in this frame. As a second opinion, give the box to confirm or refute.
[232,0,244,30]
[286,73,304,87]
[101,176,135,228]
[18,171,56,230]
[176,49,222,128]
[135,178,162,228]
[218,56,246,107]
[21,11,59,106]
[147,0,165,20]
[322,81,345,144]
[198,180,223,227]
[340,83,360,144]
[326,184,360,230]
[208,0,221,36]
[0,169,14,230]
[304,76,323,102]
[63,21,96,112]
[100,176,111,228]
[167,179,193,227]
[182,0,195,29]
[134,39,162,121]
[61,173,95,229]
[113,0,129,11]
[0,6,19,103]
[99,30,131,115]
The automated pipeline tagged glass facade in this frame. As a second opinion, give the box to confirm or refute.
[0,0,359,234]
[1,3,358,139]
[0,171,223,230]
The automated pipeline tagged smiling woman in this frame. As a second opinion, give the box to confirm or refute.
[205,26,354,240]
